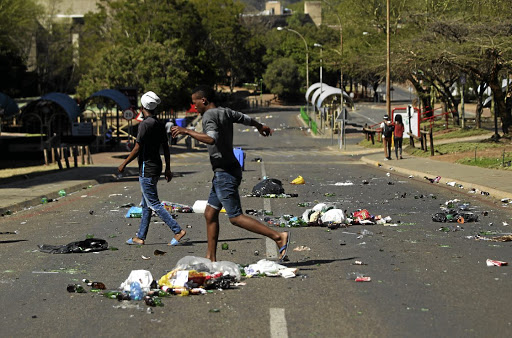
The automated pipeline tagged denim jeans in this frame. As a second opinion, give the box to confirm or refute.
[137,176,181,240]
[207,171,243,218]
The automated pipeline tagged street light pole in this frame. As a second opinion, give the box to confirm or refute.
[314,43,323,131]
[321,0,345,148]
[277,27,309,91]
[386,0,391,116]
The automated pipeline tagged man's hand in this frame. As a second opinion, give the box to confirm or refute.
[258,124,273,137]
[171,126,187,138]
[118,164,125,173]
[164,168,173,182]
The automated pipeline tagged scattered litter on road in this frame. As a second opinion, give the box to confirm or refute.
[424,176,441,183]
[352,260,366,265]
[154,249,167,255]
[347,272,371,282]
[291,175,305,184]
[251,178,285,196]
[490,235,512,242]
[161,201,193,213]
[244,259,298,278]
[38,238,108,254]
[142,255,151,260]
[333,181,354,186]
[486,259,508,267]
[293,245,311,252]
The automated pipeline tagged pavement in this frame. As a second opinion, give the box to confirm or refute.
[0,130,511,217]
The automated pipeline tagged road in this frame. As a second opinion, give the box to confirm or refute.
[0,108,511,337]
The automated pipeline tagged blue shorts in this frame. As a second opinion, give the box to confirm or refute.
[207,171,243,218]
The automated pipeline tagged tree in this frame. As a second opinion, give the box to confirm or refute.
[0,0,42,96]
[77,41,190,110]
[263,57,301,100]
[78,0,209,109]
[190,0,254,92]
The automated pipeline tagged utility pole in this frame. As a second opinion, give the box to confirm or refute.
[386,0,391,117]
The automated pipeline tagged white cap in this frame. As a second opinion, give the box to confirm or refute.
[141,91,161,110]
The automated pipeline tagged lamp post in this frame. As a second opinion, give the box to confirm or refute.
[321,0,345,148]
[386,0,391,116]
[277,27,309,91]
[314,43,323,131]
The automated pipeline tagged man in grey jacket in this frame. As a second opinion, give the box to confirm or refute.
[171,85,290,262]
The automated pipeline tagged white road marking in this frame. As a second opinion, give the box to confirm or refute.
[261,160,278,259]
[270,308,288,338]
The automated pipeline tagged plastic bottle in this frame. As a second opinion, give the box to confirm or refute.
[58,189,66,197]
[130,281,144,301]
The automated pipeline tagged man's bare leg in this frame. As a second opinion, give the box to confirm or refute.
[229,214,289,259]
[204,205,220,261]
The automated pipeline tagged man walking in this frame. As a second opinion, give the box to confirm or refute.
[118,91,186,246]
[171,85,290,262]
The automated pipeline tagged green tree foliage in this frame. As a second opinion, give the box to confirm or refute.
[0,0,42,96]
[77,40,189,109]
[190,0,255,92]
[77,0,207,109]
[263,57,301,99]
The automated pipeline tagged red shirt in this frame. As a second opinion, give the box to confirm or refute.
[394,123,404,138]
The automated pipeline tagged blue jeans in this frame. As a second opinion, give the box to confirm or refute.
[137,176,181,240]
[207,171,243,218]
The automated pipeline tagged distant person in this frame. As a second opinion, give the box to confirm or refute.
[165,118,177,145]
[394,114,404,159]
[171,85,290,262]
[380,114,394,160]
[118,91,186,246]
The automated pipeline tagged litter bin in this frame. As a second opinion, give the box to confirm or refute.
[233,147,245,171]
[175,118,186,128]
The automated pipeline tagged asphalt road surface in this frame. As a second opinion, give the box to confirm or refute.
[0,109,511,337]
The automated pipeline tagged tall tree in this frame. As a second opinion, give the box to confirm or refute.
[0,0,42,96]
[77,0,208,109]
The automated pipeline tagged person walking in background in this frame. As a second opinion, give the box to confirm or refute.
[380,114,394,160]
[171,85,290,262]
[118,91,186,246]
[394,114,404,159]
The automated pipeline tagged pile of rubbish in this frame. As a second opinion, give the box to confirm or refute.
[432,199,479,223]
[260,203,392,229]
[67,256,298,307]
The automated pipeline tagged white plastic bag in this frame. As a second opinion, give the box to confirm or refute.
[120,270,154,292]
[321,209,345,223]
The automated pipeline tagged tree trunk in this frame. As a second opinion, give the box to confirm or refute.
[489,77,509,135]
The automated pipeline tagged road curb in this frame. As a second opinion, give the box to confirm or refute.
[0,175,117,216]
[360,156,512,202]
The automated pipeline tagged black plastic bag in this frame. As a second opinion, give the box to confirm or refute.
[251,178,285,197]
[38,238,108,254]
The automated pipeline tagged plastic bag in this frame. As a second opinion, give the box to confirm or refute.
[252,178,285,196]
[120,270,154,293]
[38,238,108,254]
[244,259,297,278]
[320,209,345,223]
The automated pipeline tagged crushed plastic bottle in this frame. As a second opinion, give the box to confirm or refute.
[130,281,144,301]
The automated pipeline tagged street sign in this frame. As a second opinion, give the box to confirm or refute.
[123,109,134,120]
[335,107,347,122]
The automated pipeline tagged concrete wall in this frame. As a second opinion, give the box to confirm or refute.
[304,1,322,27]
[265,1,283,15]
